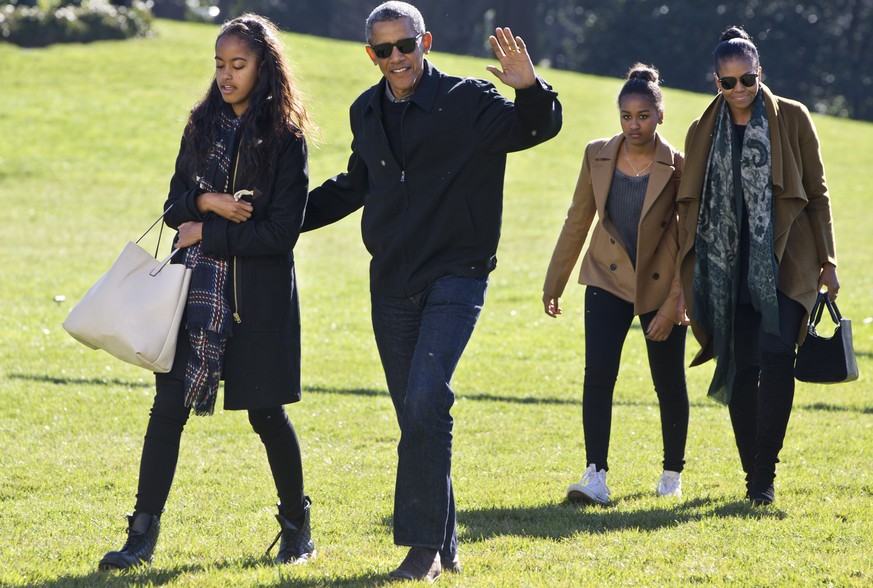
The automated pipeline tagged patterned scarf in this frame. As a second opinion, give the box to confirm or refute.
[183,108,239,416]
[693,90,779,404]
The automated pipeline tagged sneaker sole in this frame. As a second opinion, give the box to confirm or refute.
[656,487,682,497]
[567,487,608,505]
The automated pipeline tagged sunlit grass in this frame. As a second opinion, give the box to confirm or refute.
[1,18,871,587]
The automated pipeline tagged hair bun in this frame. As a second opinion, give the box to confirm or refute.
[626,63,660,85]
[719,26,751,43]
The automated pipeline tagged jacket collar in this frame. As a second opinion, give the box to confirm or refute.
[590,132,677,220]
[680,83,782,201]
[761,84,784,193]
[594,132,674,167]
[367,59,440,116]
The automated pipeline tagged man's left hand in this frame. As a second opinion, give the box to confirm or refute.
[486,27,536,89]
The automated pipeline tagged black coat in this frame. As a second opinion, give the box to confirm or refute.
[162,128,309,410]
[303,61,562,297]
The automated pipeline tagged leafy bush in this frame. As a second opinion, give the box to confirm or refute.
[0,0,152,47]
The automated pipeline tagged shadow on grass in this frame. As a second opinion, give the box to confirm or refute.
[794,401,873,414]
[11,372,873,414]
[455,497,786,542]
[16,555,389,588]
[7,373,152,388]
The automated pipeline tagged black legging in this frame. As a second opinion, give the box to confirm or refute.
[134,370,306,522]
[582,286,689,472]
[728,290,805,488]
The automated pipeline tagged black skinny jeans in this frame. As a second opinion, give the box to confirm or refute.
[729,290,805,488]
[134,370,306,522]
[582,286,689,473]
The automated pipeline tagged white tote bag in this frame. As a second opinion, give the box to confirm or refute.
[63,211,192,372]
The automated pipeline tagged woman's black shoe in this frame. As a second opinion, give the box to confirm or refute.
[749,484,776,506]
[267,496,315,564]
[98,512,161,570]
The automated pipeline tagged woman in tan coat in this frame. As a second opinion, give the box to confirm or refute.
[543,65,687,505]
[677,27,839,506]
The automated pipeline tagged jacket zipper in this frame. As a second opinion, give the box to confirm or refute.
[231,149,242,324]
[399,104,409,292]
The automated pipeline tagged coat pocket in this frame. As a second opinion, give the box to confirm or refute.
[240,259,294,332]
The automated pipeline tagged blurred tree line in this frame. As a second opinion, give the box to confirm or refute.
[159,0,873,121]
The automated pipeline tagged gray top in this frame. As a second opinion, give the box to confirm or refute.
[605,168,649,267]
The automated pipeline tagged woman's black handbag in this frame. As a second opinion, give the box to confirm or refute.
[795,292,859,384]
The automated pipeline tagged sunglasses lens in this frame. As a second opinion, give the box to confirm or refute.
[370,37,419,59]
[740,73,758,87]
[372,43,392,59]
[719,77,737,90]
[396,38,416,54]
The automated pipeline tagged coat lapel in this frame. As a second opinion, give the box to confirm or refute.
[639,134,676,221]
[763,84,807,257]
[590,134,622,215]
[591,133,676,233]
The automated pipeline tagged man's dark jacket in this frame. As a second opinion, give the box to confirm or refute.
[303,60,562,296]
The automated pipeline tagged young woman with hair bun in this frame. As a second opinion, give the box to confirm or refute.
[543,63,688,505]
[677,26,839,505]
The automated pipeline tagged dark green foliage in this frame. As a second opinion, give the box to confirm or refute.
[202,0,873,121]
[0,0,153,47]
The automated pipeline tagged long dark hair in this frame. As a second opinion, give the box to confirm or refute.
[181,13,317,185]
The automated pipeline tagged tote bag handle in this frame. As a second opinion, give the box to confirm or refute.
[135,204,180,277]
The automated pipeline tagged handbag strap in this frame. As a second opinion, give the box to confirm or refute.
[135,204,175,258]
[810,291,842,328]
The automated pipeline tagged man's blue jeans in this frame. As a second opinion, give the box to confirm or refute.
[371,275,488,556]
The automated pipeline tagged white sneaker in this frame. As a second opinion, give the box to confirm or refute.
[567,464,611,505]
[656,470,682,497]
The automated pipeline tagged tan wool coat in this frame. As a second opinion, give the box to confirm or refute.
[677,84,838,365]
[544,133,684,322]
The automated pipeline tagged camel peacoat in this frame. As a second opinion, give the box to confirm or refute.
[544,132,684,322]
[677,84,838,365]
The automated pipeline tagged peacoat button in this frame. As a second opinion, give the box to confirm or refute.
[609,264,617,271]
[653,272,660,280]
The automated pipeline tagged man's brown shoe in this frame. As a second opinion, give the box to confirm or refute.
[389,547,441,583]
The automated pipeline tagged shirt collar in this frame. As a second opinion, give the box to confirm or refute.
[371,59,440,114]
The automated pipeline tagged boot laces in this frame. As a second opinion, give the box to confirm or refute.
[266,531,283,556]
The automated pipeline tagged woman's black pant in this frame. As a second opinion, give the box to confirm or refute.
[582,286,689,473]
[133,370,306,522]
[729,290,805,488]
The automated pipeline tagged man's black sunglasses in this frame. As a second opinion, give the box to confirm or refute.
[369,34,423,59]
[718,73,759,90]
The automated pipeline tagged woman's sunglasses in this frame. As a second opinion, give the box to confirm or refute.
[718,73,759,90]
[369,34,423,59]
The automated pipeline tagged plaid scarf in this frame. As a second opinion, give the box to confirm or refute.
[693,91,779,404]
[182,108,239,416]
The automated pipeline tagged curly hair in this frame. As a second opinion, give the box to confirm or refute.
[181,13,317,185]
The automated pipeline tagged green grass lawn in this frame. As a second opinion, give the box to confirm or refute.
[1,19,872,587]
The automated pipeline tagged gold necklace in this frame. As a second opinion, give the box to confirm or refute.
[624,142,654,176]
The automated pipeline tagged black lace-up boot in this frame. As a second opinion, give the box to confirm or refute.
[98,512,161,570]
[267,496,314,565]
